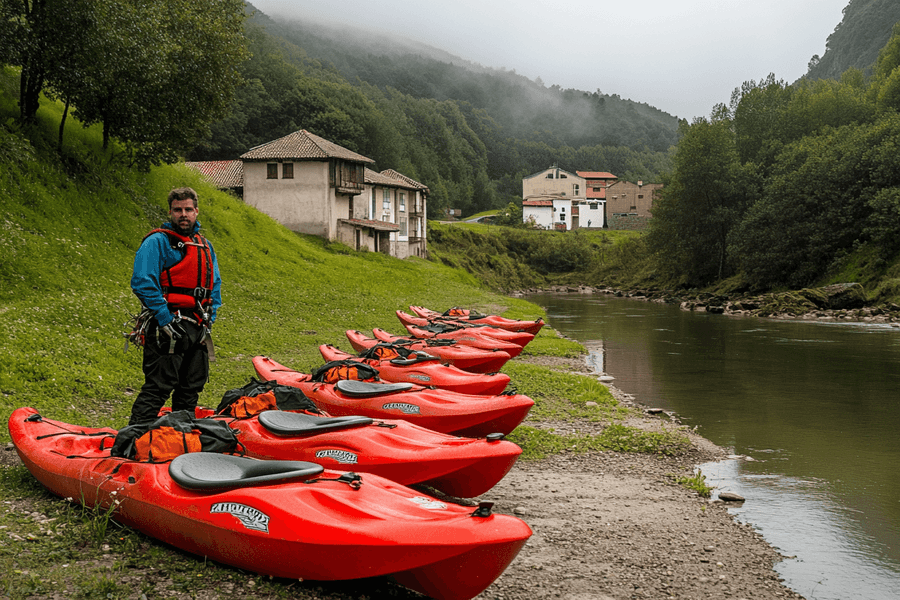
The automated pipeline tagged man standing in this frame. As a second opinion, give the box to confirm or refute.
[128,187,221,425]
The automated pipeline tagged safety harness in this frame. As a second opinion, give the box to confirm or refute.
[124,227,216,358]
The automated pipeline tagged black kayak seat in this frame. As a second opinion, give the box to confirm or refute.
[389,351,439,366]
[258,411,373,436]
[169,453,323,491]
[335,379,414,397]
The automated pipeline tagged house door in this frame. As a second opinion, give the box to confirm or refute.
[355,229,361,250]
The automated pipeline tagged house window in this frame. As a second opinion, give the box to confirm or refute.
[370,188,376,219]
[282,163,293,179]
[638,194,644,199]
[546,173,553,179]
[383,188,391,210]
[267,163,278,179]
[573,184,580,196]
[400,217,408,236]
[589,204,598,210]
[399,192,406,212]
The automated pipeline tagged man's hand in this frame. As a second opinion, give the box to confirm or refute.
[160,323,184,339]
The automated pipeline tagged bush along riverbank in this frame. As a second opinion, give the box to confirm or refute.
[518,282,900,324]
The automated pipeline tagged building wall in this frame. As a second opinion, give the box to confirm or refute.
[577,201,606,228]
[242,161,332,237]
[607,214,652,230]
[523,205,554,229]
[522,167,586,199]
[605,181,660,218]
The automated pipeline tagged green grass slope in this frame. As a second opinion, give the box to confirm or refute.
[0,69,555,440]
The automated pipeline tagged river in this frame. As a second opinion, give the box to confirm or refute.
[524,292,900,600]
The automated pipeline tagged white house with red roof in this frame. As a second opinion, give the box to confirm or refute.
[521,166,609,230]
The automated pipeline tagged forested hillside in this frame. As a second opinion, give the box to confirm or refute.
[643,20,900,300]
[804,0,900,81]
[185,3,677,218]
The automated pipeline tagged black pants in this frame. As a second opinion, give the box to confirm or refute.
[128,319,209,425]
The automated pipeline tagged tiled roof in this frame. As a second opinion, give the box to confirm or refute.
[381,169,428,191]
[184,160,243,188]
[240,129,374,163]
[523,200,553,206]
[365,168,402,187]
[577,171,617,179]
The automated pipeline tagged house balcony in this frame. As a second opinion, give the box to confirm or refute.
[335,182,365,196]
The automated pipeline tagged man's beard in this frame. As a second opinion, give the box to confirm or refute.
[173,220,192,235]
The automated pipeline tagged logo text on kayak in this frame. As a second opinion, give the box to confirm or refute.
[315,449,359,464]
[211,502,270,533]
[382,402,421,414]
[409,496,447,510]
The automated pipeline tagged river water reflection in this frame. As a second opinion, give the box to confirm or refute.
[525,292,900,600]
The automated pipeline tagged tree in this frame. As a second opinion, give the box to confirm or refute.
[646,112,757,286]
[730,74,794,170]
[731,114,900,288]
[2,0,248,167]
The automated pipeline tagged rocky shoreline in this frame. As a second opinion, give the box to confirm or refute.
[515,281,900,325]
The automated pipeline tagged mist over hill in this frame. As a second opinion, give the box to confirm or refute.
[244,4,680,153]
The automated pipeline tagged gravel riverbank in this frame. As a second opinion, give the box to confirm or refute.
[473,353,807,600]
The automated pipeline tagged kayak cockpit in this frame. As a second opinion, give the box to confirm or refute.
[334,380,414,397]
[257,411,373,435]
[169,453,323,491]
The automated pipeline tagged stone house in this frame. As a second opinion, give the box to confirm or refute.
[605,180,662,230]
[186,129,427,258]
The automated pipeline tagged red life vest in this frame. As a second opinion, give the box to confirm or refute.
[144,228,214,313]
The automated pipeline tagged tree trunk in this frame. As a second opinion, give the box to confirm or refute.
[58,97,70,150]
[19,60,44,123]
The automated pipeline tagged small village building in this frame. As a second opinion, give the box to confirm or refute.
[605,180,661,230]
[338,168,428,258]
[522,166,608,230]
[522,165,585,199]
[239,129,373,240]
[520,167,660,231]
[187,129,427,258]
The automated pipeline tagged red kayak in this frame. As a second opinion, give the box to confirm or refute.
[253,356,534,438]
[410,305,545,335]
[318,343,511,395]
[347,329,512,374]
[9,407,531,600]
[192,406,521,498]
[402,323,527,357]
[396,310,535,348]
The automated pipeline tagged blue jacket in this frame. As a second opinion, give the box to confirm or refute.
[131,221,222,327]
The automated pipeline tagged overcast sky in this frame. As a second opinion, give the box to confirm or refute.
[249,0,850,121]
